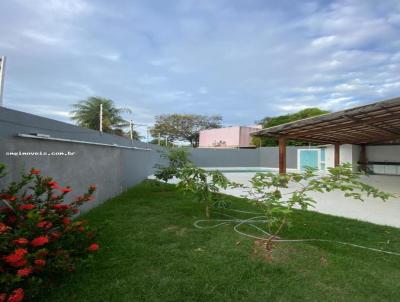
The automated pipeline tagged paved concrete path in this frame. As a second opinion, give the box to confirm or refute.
[221,173,400,228]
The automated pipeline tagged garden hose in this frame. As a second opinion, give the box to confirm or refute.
[193,209,400,256]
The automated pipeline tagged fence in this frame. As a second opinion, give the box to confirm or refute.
[0,107,164,212]
[190,146,303,168]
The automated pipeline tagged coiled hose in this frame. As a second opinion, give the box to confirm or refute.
[193,208,400,256]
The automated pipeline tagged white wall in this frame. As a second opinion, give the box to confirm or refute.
[325,144,358,171]
[366,145,400,162]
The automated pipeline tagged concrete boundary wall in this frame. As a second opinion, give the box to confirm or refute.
[189,146,304,168]
[0,107,163,212]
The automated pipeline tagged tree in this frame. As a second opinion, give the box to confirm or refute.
[253,108,329,147]
[149,138,175,147]
[150,114,222,147]
[115,129,141,141]
[70,97,139,138]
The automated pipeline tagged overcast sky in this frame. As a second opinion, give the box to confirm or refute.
[1,0,400,136]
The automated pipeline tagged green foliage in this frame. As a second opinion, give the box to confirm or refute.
[149,138,175,147]
[154,149,231,217]
[176,167,229,217]
[150,114,222,147]
[244,163,393,249]
[154,148,193,183]
[253,108,329,146]
[0,165,99,300]
[70,96,138,138]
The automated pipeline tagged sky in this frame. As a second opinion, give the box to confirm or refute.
[1,0,400,137]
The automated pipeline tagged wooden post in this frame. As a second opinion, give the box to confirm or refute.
[334,143,340,167]
[278,136,286,174]
[359,144,367,172]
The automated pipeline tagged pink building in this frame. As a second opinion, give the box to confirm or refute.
[199,125,262,148]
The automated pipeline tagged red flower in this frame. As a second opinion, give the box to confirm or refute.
[31,236,49,247]
[31,168,40,175]
[19,204,35,211]
[9,259,27,268]
[60,187,72,194]
[37,221,53,229]
[7,288,24,302]
[16,266,33,277]
[62,217,71,225]
[89,184,96,190]
[51,194,59,200]
[4,253,27,267]
[14,238,29,246]
[47,181,59,189]
[53,204,69,211]
[3,249,27,264]
[0,293,6,302]
[87,243,100,252]
[0,222,9,233]
[34,259,46,266]
[0,194,16,201]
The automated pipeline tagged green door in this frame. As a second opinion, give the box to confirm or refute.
[299,149,319,171]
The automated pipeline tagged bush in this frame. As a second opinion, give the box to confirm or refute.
[0,164,100,301]
[244,164,393,250]
[154,148,193,182]
[176,167,230,217]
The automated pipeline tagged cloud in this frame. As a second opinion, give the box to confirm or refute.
[98,53,121,62]
[16,0,92,18]
[22,30,60,45]
[1,0,400,130]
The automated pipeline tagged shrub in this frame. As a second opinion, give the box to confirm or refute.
[154,147,193,182]
[176,167,229,217]
[244,164,393,250]
[0,164,100,301]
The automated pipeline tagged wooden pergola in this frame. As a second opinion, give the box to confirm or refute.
[251,97,400,174]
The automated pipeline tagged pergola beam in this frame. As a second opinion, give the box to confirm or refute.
[334,143,340,166]
[278,136,286,174]
[268,113,400,138]
[359,144,367,172]
[343,114,400,136]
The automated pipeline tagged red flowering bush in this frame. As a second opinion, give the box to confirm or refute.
[0,164,100,301]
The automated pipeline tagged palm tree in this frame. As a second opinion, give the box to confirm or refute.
[70,96,138,138]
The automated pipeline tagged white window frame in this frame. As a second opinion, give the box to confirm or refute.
[297,148,321,171]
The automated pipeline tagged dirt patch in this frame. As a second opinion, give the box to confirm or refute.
[252,239,330,267]
[253,239,301,263]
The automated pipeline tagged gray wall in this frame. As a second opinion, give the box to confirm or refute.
[259,146,302,168]
[190,146,303,168]
[0,107,163,212]
[190,148,259,167]
[366,145,400,162]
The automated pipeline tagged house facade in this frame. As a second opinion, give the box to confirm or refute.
[199,125,262,148]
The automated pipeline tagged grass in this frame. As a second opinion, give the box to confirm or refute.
[40,180,400,302]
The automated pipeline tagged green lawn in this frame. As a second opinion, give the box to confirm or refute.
[41,181,400,302]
